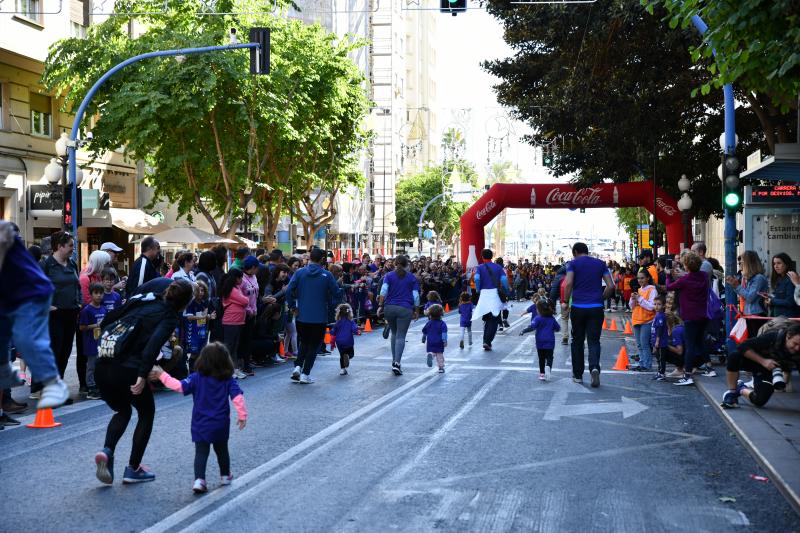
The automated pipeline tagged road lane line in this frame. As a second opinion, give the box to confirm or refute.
[142,366,450,533]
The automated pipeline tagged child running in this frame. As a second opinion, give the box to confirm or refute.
[519,293,542,336]
[422,303,447,373]
[149,342,247,494]
[78,283,107,400]
[457,292,473,349]
[531,299,560,381]
[421,291,442,344]
[331,303,360,376]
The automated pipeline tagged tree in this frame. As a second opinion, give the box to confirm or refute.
[395,161,478,246]
[483,0,766,219]
[642,0,799,151]
[42,0,369,239]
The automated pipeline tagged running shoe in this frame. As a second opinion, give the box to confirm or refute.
[242,367,255,377]
[699,365,717,378]
[590,369,600,388]
[298,374,314,384]
[392,362,403,376]
[291,366,301,381]
[459,340,464,349]
[572,377,583,384]
[0,413,21,426]
[483,343,491,351]
[339,368,348,376]
[539,373,546,381]
[438,368,445,373]
[652,372,666,381]
[192,479,207,494]
[37,378,68,409]
[95,448,114,485]
[503,320,511,328]
[674,375,694,386]
[221,474,234,485]
[426,353,433,368]
[86,388,102,400]
[545,366,551,381]
[382,325,390,339]
[122,465,155,484]
[271,355,284,364]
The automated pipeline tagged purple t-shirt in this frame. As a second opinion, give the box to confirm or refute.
[0,236,53,313]
[422,319,447,353]
[331,318,359,348]
[567,255,610,308]
[527,303,538,325]
[180,372,244,443]
[458,302,474,327]
[102,291,122,311]
[79,303,107,357]
[650,312,667,348]
[382,270,420,309]
[532,315,560,349]
[669,325,684,348]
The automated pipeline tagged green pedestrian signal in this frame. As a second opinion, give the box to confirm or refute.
[722,154,741,211]
[440,0,466,15]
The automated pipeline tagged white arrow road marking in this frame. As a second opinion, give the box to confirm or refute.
[542,378,648,421]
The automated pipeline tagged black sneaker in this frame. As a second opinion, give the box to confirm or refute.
[86,388,102,400]
[391,362,402,376]
[0,413,21,426]
[382,325,390,339]
[459,340,464,349]
[483,343,491,351]
[79,386,89,396]
[2,401,26,414]
[503,320,511,328]
[590,369,600,388]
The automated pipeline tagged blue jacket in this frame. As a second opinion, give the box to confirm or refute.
[286,263,342,324]
[770,275,800,318]
[736,273,768,316]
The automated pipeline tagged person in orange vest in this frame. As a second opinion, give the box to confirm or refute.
[629,269,657,371]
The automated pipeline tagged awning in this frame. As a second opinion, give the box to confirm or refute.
[741,143,800,182]
[152,227,237,244]
[110,208,172,234]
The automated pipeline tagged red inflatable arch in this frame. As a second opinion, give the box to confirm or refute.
[460,181,690,266]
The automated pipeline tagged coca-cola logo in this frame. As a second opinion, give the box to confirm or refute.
[544,187,602,206]
[476,198,496,220]
[656,198,677,216]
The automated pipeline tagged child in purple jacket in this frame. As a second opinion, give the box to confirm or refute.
[531,300,560,381]
[150,342,247,494]
[458,292,473,349]
[423,304,448,373]
[331,303,360,376]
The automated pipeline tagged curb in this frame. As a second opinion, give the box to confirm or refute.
[695,380,800,516]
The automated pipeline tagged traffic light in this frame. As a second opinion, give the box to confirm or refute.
[63,188,73,229]
[440,0,466,15]
[249,28,270,75]
[542,146,553,168]
[579,207,585,213]
[722,153,741,210]
[648,236,654,247]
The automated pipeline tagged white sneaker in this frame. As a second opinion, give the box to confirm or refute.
[234,369,247,380]
[299,374,314,384]
[38,378,69,409]
[701,368,717,378]
[339,368,348,376]
[0,362,24,389]
[220,474,233,485]
[545,366,551,381]
[271,354,284,363]
[675,376,694,386]
[291,366,301,381]
[192,478,207,494]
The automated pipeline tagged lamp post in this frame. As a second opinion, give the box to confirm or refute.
[677,174,692,249]
[46,132,83,231]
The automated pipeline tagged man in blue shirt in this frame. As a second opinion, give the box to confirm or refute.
[473,249,511,351]
[563,242,614,387]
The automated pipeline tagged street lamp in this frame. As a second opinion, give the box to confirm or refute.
[677,174,692,248]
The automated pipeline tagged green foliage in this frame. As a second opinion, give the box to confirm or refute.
[42,0,369,237]
[643,0,800,113]
[395,161,478,242]
[482,0,767,219]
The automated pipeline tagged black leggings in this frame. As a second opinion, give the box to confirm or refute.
[49,308,79,380]
[537,348,553,373]
[726,349,777,407]
[296,321,326,375]
[194,441,230,479]
[95,363,155,468]
[657,347,683,374]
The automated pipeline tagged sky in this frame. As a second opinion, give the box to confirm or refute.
[431,3,627,242]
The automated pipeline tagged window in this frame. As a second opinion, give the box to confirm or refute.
[29,93,52,137]
[0,85,4,130]
[71,21,86,38]
[15,0,41,21]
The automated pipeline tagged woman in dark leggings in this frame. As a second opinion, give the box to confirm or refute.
[93,280,193,485]
[722,324,800,408]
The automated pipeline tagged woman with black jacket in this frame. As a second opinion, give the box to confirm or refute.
[93,279,193,485]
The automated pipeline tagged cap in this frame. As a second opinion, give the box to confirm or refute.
[100,242,123,253]
[243,256,260,270]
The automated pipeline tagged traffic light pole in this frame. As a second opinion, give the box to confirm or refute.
[65,42,263,243]
[689,16,737,340]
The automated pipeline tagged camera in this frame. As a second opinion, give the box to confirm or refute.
[772,367,786,390]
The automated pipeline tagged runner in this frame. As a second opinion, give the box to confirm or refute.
[0,221,69,409]
[377,255,420,376]
[93,279,193,485]
[473,249,510,351]
[563,242,614,387]
[286,248,341,384]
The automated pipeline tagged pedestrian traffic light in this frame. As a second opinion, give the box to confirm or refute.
[440,0,466,15]
[249,28,270,75]
[542,146,553,168]
[722,154,741,210]
[648,236,654,247]
[579,207,585,213]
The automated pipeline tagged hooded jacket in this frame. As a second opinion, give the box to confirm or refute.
[286,262,342,324]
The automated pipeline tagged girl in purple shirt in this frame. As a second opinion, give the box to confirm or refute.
[331,303,360,376]
[457,292,474,349]
[150,342,247,494]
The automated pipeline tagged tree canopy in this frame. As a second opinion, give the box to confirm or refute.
[483,0,767,219]
[43,0,370,239]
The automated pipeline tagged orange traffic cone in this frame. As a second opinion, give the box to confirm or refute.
[608,319,618,332]
[602,318,608,330]
[364,319,373,333]
[612,346,630,371]
[279,340,285,357]
[445,303,451,313]
[324,328,331,345]
[26,408,62,429]
[623,320,633,335]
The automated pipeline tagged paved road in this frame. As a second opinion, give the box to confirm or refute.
[2,306,799,532]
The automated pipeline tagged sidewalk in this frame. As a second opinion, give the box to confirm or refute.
[696,376,800,515]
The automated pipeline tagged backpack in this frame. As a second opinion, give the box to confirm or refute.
[98,314,143,361]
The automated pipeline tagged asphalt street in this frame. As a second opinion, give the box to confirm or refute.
[2,305,799,533]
